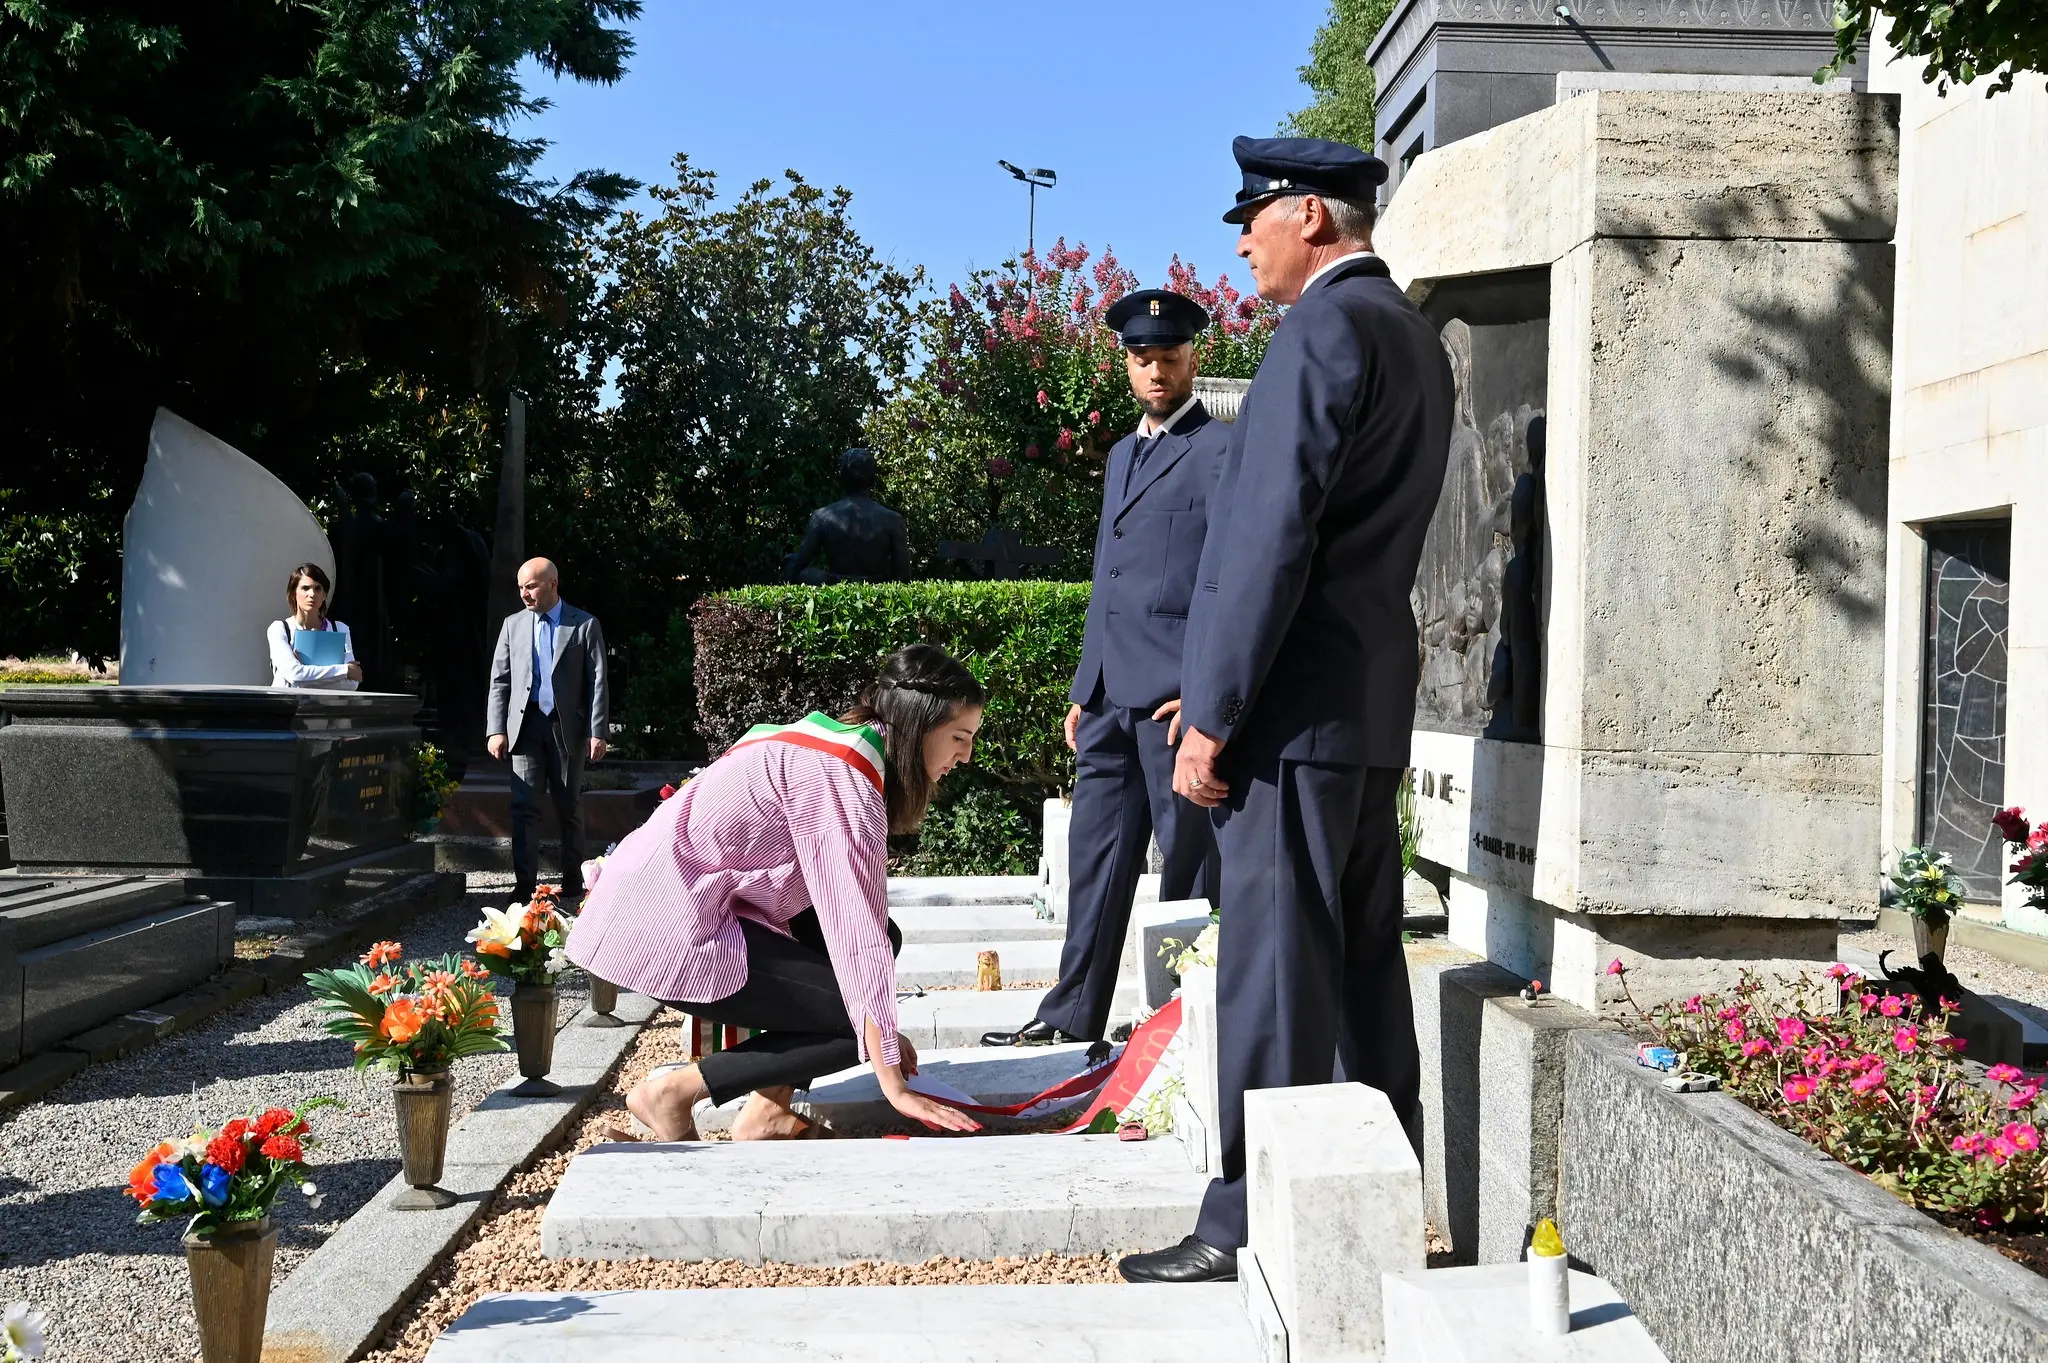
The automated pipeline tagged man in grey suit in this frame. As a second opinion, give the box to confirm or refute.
[487,557,610,902]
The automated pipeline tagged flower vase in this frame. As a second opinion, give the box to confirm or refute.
[392,1070,456,1209]
[184,1217,277,1363]
[1913,915,1950,971]
[584,974,623,1028]
[511,982,561,1096]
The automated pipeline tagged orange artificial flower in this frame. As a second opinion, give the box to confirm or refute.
[362,940,402,968]
[424,970,459,994]
[532,885,560,904]
[127,1141,179,1204]
[367,973,398,997]
[459,959,490,980]
[381,997,427,1044]
[477,940,513,959]
[473,996,500,1029]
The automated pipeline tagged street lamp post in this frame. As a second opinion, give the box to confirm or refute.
[997,160,1057,266]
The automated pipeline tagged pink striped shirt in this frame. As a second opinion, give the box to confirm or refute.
[564,736,901,1065]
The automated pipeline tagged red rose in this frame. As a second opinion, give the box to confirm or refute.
[205,1134,247,1174]
[1993,807,2030,844]
[261,1134,305,1164]
[222,1118,251,1142]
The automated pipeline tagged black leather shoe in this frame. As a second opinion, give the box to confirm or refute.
[1118,1235,1238,1283]
[979,1018,1088,1047]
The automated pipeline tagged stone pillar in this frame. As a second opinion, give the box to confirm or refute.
[485,393,526,634]
[1379,90,1898,1011]
[1243,1083,1425,1362]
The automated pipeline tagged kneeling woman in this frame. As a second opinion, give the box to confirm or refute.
[567,643,984,1140]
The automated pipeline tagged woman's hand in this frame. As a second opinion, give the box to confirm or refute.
[867,1019,976,1133]
[346,662,364,682]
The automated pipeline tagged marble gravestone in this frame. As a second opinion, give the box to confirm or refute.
[1378,88,1898,1014]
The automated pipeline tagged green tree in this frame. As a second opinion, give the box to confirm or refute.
[1828,2,2047,94]
[1284,0,1401,150]
[866,244,1281,581]
[0,1,639,659]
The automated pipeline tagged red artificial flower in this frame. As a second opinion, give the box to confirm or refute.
[222,1118,251,1143]
[205,1133,247,1174]
[1992,806,2031,844]
[261,1134,305,1164]
[659,784,677,800]
[254,1108,299,1140]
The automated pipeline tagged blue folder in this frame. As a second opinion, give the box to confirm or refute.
[292,627,347,666]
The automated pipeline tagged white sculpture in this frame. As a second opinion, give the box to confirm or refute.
[119,408,334,686]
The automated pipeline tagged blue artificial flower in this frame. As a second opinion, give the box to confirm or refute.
[152,1162,195,1203]
[198,1162,231,1208]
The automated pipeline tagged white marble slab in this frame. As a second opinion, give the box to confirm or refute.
[887,876,1042,906]
[896,938,1065,989]
[1382,1264,1670,1361]
[541,1133,1205,1264]
[424,1284,1260,1362]
[690,1044,1103,1137]
[890,903,1061,943]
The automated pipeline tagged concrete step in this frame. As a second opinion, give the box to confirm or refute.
[891,902,1061,944]
[887,875,1041,906]
[425,1284,1260,1362]
[693,1044,1104,1136]
[896,939,1063,989]
[894,986,1134,1049]
[541,1133,1206,1264]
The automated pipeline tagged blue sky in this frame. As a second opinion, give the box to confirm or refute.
[522,1,1332,297]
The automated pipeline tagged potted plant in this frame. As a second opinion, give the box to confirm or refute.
[467,887,575,1096]
[304,941,507,1209]
[125,1102,332,1363]
[408,743,459,837]
[1994,807,2048,914]
[1888,844,1959,968]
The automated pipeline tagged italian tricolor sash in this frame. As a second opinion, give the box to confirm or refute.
[728,712,886,793]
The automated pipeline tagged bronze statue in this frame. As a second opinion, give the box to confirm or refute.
[784,449,911,584]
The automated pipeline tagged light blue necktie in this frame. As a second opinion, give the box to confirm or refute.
[533,609,557,715]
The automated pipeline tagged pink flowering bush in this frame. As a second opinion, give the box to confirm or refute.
[1621,962,2047,1228]
[868,242,1282,576]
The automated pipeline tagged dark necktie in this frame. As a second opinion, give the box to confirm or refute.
[1126,432,1159,496]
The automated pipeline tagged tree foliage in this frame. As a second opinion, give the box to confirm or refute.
[1284,0,1401,150]
[0,1,639,659]
[1829,1,2047,94]
[865,244,1281,580]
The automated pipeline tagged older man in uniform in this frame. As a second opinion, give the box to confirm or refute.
[1119,138,1454,1283]
[982,289,1226,1048]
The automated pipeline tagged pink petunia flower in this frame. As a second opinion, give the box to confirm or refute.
[1718,1006,1743,1022]
[1952,1131,1989,1157]
[1606,959,1626,976]
[2007,1122,2042,1153]
[1878,995,1906,1019]
[1803,1045,1832,1068]
[1857,993,1878,1013]
[1913,1084,1938,1105]
[1988,1135,2017,1165]
[1986,1064,2024,1085]
[1742,1038,1773,1059]
[1849,1066,1888,1096]
[1777,1017,1807,1047]
[1893,1025,1920,1053]
[1725,1019,1747,1044]
[1682,995,1703,1015]
[2009,1081,2044,1111]
[1782,1075,1818,1104]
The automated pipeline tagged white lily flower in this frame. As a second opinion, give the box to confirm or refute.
[466,905,525,955]
[545,947,571,977]
[4,1301,50,1361]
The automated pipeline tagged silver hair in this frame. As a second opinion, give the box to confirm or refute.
[1276,192,1377,244]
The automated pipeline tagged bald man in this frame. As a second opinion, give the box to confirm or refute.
[487,557,610,903]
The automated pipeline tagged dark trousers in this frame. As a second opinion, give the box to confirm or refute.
[510,700,587,900]
[1192,759,1421,1251]
[671,911,905,1107]
[1035,695,1219,1041]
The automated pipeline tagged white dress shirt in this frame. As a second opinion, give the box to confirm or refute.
[267,618,357,690]
[1303,249,1379,294]
[1137,392,1202,440]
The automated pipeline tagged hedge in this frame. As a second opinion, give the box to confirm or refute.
[691,582,1089,794]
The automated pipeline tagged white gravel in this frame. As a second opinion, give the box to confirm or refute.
[0,872,584,1363]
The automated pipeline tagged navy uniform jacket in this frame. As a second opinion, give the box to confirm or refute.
[1182,256,1454,767]
[1070,402,1231,713]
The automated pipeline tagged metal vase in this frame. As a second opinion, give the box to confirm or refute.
[183,1218,277,1363]
[511,982,561,1096]
[1913,915,1951,970]
[391,1069,456,1209]
[584,974,623,1028]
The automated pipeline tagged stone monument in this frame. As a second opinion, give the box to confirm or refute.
[1378,87,1898,1013]
[118,409,334,686]
[783,448,911,584]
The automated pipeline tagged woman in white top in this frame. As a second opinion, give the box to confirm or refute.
[267,562,362,690]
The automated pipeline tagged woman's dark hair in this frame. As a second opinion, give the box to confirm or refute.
[285,562,331,616]
[842,643,985,834]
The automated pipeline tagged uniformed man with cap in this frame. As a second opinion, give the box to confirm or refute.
[1118,137,1454,1284]
[981,288,1226,1049]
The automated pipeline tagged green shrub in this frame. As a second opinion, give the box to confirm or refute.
[692,581,1088,792]
[894,769,1039,876]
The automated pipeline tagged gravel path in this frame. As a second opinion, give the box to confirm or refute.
[1840,921,2048,1014]
[0,872,583,1363]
